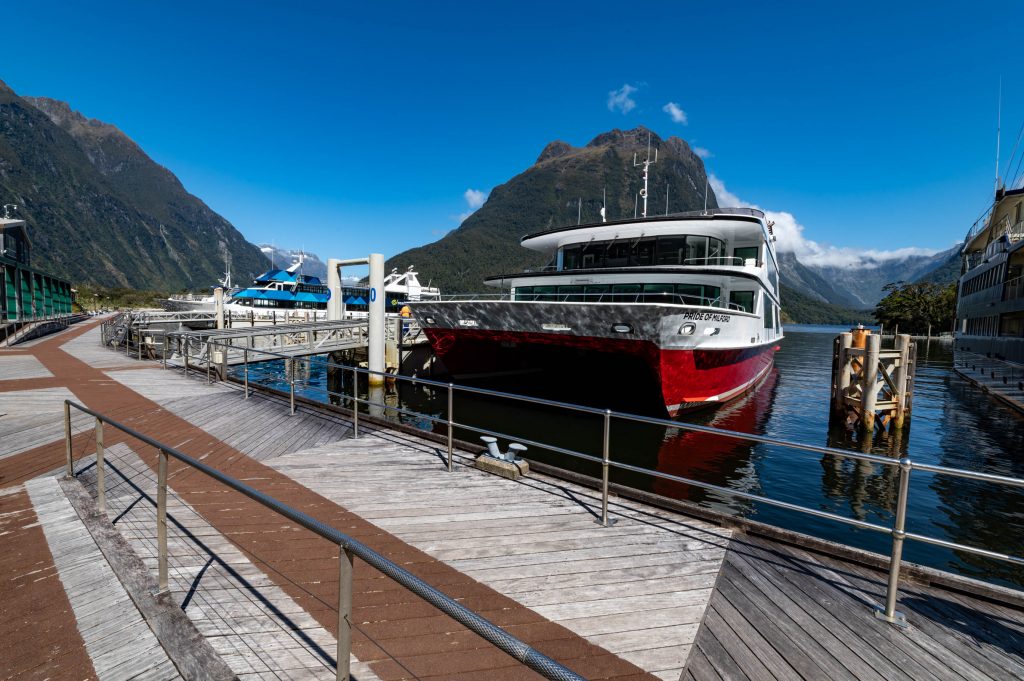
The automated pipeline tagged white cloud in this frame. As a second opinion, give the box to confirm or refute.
[456,188,489,224]
[662,102,687,124]
[708,175,938,269]
[464,188,487,209]
[693,146,712,159]
[607,84,637,114]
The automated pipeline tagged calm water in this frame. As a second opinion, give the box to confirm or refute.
[238,325,1024,588]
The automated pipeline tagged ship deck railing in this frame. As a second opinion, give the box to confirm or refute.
[1004,273,1024,301]
[431,290,746,310]
[161,339,1024,630]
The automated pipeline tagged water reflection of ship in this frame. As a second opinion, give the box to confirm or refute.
[648,368,779,513]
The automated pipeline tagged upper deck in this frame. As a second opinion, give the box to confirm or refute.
[962,187,1024,273]
[521,207,770,252]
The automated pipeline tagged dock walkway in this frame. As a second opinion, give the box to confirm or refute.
[1,317,1023,680]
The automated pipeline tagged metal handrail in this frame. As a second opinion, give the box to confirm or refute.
[62,399,585,681]
[161,334,1024,628]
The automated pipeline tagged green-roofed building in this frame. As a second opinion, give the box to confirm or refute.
[1,216,74,321]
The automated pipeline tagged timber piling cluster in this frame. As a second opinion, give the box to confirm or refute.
[831,327,917,433]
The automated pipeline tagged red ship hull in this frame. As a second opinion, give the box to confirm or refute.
[424,328,776,415]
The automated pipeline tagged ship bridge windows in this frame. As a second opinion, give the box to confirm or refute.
[514,282,722,305]
[559,235,732,270]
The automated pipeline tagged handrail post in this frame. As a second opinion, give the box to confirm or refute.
[206,341,212,384]
[290,370,296,415]
[156,448,169,595]
[337,546,354,681]
[183,338,190,377]
[95,417,106,514]
[447,383,454,471]
[243,348,249,399]
[162,334,167,369]
[601,409,611,527]
[351,366,359,438]
[64,401,73,479]
[876,457,911,627]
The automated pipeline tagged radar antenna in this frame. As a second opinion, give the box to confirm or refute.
[633,132,658,218]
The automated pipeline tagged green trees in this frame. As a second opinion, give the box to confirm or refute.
[874,281,957,335]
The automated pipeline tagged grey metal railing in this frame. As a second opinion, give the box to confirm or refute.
[62,399,586,681]
[433,291,743,309]
[165,336,1024,629]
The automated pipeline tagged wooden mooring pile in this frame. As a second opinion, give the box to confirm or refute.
[831,327,917,432]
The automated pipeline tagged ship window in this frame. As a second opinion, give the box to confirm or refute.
[514,286,533,301]
[686,237,708,264]
[562,246,582,270]
[764,297,774,328]
[643,283,675,303]
[631,239,655,266]
[656,237,687,265]
[676,284,703,304]
[730,291,755,313]
[533,286,556,300]
[557,285,584,301]
[611,284,641,302]
[602,243,627,268]
[584,284,610,301]
[734,246,759,263]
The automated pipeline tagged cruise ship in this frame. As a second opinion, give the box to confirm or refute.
[955,185,1024,362]
[410,207,784,415]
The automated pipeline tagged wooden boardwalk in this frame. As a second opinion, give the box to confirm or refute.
[685,534,1024,681]
[2,316,1024,680]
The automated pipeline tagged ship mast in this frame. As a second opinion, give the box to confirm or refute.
[633,132,658,218]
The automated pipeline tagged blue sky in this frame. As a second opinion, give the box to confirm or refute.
[5,1,1024,271]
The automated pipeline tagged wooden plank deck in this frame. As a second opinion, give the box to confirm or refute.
[683,533,1024,681]
[271,437,731,681]
[73,443,382,681]
[24,476,182,681]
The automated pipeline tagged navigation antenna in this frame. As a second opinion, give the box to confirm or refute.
[633,132,658,218]
[995,76,1003,193]
[600,188,607,223]
[2,204,17,219]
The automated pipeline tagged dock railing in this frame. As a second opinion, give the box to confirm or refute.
[61,399,587,681]
[164,335,1024,628]
[954,350,1024,390]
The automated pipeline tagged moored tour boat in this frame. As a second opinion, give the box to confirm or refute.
[410,206,784,415]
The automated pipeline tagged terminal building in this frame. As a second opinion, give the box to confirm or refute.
[1,215,74,321]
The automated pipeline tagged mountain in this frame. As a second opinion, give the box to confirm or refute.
[386,127,716,292]
[913,244,962,285]
[257,245,328,280]
[798,244,963,308]
[0,81,268,290]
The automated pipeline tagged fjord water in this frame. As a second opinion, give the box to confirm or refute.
[243,326,1024,588]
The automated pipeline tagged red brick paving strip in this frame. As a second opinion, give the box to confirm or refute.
[0,487,97,681]
[0,321,659,681]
